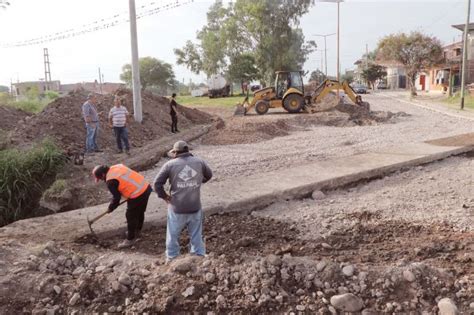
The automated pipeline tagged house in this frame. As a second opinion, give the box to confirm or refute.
[381,63,407,90]
[353,59,365,84]
[423,41,462,93]
[60,81,125,95]
[12,80,61,100]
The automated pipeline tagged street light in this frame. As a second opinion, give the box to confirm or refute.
[313,33,335,77]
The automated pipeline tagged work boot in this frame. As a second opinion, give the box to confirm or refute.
[117,239,135,249]
[125,149,130,155]
[116,149,123,154]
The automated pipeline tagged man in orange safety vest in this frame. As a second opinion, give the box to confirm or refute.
[92,164,152,249]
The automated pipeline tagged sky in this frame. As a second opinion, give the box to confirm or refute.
[0,0,470,87]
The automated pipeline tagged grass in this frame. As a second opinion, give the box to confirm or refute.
[0,140,67,226]
[43,179,68,199]
[7,99,50,113]
[177,95,248,108]
[444,94,474,110]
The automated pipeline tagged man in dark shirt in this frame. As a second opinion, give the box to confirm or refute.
[92,164,152,249]
[170,93,179,133]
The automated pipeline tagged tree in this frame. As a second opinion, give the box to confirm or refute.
[174,0,316,84]
[0,85,9,93]
[227,53,259,93]
[309,69,326,84]
[25,85,40,100]
[120,57,176,93]
[361,64,387,89]
[377,32,443,96]
[341,72,355,84]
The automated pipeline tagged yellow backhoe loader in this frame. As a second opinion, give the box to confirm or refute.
[234,71,369,116]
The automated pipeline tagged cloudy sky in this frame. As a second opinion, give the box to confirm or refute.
[0,0,469,87]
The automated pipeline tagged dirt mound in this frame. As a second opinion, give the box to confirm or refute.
[201,108,409,146]
[0,105,30,132]
[1,212,472,314]
[10,89,213,153]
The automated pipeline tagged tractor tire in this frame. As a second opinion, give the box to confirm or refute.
[283,94,305,113]
[255,101,269,115]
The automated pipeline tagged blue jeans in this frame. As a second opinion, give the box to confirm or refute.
[113,126,130,151]
[166,209,205,259]
[85,122,99,153]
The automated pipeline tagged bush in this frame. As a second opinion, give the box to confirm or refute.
[0,140,67,226]
[9,99,48,113]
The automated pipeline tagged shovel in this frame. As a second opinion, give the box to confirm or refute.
[86,199,127,237]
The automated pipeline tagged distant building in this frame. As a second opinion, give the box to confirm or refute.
[12,80,61,100]
[60,81,125,95]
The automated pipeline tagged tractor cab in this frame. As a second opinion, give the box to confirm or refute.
[275,71,304,99]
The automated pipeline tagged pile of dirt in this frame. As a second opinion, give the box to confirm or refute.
[0,105,30,132]
[10,89,213,153]
[1,212,471,314]
[201,107,409,146]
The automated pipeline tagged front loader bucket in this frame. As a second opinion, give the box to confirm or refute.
[234,104,246,116]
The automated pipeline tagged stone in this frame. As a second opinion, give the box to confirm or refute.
[118,273,131,286]
[296,305,306,311]
[147,283,156,290]
[111,281,121,291]
[95,265,106,273]
[107,259,121,268]
[56,255,67,265]
[72,267,85,276]
[296,288,305,296]
[216,295,226,307]
[108,306,116,313]
[275,295,284,303]
[330,293,364,312]
[236,236,254,247]
[312,190,326,200]
[342,265,355,277]
[172,258,194,273]
[437,298,459,315]
[205,273,216,283]
[470,302,474,309]
[182,286,195,298]
[266,254,282,266]
[361,309,378,315]
[69,293,80,306]
[53,285,61,295]
[321,243,332,249]
[316,261,327,272]
[133,288,140,295]
[403,270,416,282]
[117,306,123,312]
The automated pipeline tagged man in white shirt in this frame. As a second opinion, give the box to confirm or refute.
[108,96,130,154]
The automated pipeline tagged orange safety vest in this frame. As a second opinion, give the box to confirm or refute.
[106,164,149,199]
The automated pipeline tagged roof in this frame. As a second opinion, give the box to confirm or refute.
[452,23,474,31]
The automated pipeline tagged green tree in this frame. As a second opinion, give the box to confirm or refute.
[227,53,259,93]
[377,32,443,96]
[25,85,40,100]
[341,72,355,84]
[361,64,387,89]
[309,69,326,84]
[120,57,176,92]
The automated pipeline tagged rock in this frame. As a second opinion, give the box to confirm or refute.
[56,255,67,265]
[266,254,282,266]
[53,285,61,295]
[72,267,85,276]
[312,190,326,200]
[403,270,416,282]
[316,260,327,272]
[133,288,140,295]
[171,257,195,273]
[111,281,121,292]
[296,288,305,295]
[205,272,216,283]
[275,295,284,303]
[437,298,459,315]
[361,309,378,315]
[296,305,306,311]
[470,302,474,309]
[69,293,80,306]
[216,295,226,307]
[108,306,116,313]
[147,283,156,290]
[342,265,355,277]
[330,293,364,312]
[236,236,254,247]
[95,265,106,273]
[107,259,121,268]
[182,286,195,298]
[321,243,332,249]
[118,273,131,286]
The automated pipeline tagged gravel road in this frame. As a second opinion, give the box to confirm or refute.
[144,93,473,182]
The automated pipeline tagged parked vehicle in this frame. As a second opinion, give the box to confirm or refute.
[352,84,368,94]
[377,82,387,89]
[250,85,261,92]
[207,74,231,98]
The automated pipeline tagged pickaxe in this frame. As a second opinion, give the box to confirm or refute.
[86,199,127,236]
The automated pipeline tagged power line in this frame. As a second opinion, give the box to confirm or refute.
[0,0,193,48]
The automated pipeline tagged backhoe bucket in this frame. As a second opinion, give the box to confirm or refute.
[234,104,246,116]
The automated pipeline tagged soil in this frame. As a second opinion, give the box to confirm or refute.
[10,89,213,153]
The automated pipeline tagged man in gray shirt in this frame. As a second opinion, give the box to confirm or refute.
[153,140,212,262]
[82,93,101,154]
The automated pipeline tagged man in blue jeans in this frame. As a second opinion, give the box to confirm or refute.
[82,93,101,154]
[153,140,213,263]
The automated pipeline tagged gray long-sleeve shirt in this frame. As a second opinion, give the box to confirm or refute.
[153,153,212,214]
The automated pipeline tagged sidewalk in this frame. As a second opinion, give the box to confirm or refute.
[1,133,473,244]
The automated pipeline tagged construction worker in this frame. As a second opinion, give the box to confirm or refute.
[170,93,179,133]
[92,164,152,249]
[153,140,212,263]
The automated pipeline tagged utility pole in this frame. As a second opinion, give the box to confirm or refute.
[337,0,341,82]
[313,33,336,77]
[129,0,143,123]
[460,0,471,110]
[365,44,369,71]
[98,67,103,94]
[43,48,51,91]
[321,50,324,72]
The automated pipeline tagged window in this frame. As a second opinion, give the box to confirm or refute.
[455,48,462,56]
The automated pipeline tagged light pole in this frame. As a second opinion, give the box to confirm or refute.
[460,0,471,110]
[129,0,143,123]
[313,33,336,77]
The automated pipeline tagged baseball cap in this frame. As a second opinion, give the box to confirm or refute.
[169,140,189,155]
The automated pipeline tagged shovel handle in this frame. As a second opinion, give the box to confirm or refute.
[90,199,128,224]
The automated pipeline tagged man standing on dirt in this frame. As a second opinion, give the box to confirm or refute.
[82,93,101,154]
[170,93,179,133]
[92,164,152,249]
[153,140,212,263]
[108,96,130,154]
